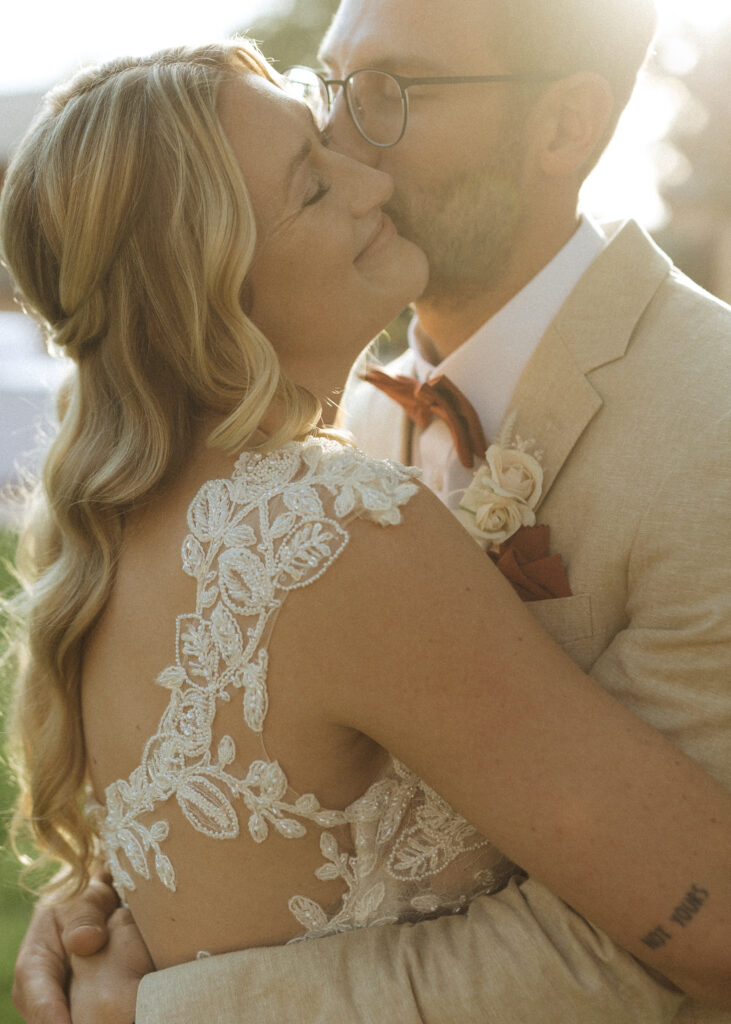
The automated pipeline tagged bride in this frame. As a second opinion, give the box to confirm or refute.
[2,38,730,1019]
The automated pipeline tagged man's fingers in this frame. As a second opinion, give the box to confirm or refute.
[59,874,120,956]
[12,979,72,1024]
[13,913,71,1024]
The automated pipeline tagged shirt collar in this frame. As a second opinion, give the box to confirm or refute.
[409,215,607,439]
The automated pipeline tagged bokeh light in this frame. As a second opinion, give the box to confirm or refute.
[582,0,730,227]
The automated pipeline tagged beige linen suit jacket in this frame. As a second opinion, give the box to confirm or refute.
[137,221,731,1023]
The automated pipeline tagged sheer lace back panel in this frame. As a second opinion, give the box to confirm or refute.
[92,438,516,940]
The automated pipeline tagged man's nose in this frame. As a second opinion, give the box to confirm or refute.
[327,94,381,167]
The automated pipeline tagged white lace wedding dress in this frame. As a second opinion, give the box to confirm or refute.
[91,437,516,941]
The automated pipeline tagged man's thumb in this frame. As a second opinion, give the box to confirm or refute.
[62,922,107,956]
[59,874,119,956]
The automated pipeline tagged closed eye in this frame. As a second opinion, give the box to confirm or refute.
[300,120,332,207]
[303,179,331,207]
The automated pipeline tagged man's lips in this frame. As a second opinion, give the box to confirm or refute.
[355,213,397,262]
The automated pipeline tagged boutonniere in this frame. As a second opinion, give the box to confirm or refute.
[455,419,572,602]
[455,439,543,547]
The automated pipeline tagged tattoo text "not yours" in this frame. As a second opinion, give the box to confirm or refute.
[641,884,710,951]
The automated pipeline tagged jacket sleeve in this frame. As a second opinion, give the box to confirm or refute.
[589,411,731,788]
[136,876,683,1024]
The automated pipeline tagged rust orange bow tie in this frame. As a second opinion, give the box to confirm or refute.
[361,367,487,468]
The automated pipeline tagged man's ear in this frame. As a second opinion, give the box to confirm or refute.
[528,72,614,179]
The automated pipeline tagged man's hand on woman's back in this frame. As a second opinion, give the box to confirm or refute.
[13,870,150,1024]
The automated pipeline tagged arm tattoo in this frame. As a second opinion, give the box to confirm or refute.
[640,884,710,950]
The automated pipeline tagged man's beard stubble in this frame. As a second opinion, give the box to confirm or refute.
[385,137,525,310]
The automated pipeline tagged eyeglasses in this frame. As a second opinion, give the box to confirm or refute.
[284,66,557,148]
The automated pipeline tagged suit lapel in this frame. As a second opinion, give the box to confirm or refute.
[504,220,672,507]
[504,334,602,502]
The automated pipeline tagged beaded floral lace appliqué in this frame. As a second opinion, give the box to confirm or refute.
[93,438,514,939]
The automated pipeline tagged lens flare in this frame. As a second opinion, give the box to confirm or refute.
[582,0,729,229]
[659,0,731,33]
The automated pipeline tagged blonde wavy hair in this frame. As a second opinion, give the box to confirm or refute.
[0,39,322,897]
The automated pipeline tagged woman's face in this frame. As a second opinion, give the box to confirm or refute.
[218,73,428,388]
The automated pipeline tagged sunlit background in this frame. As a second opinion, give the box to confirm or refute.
[0,0,281,92]
[581,0,731,227]
[0,0,729,490]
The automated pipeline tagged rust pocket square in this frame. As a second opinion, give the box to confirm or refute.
[490,525,572,602]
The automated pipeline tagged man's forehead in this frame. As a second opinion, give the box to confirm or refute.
[320,0,497,72]
[318,49,453,77]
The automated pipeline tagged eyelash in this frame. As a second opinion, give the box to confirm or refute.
[301,128,333,207]
[303,179,331,207]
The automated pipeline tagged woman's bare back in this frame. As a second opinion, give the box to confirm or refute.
[82,438,513,967]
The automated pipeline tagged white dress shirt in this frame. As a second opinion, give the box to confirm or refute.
[410,215,607,507]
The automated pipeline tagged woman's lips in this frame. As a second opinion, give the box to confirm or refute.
[355,213,397,263]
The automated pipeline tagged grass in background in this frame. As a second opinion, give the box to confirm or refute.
[0,527,33,1024]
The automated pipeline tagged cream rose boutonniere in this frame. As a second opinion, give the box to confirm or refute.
[486,445,543,508]
[456,441,543,549]
[453,422,572,602]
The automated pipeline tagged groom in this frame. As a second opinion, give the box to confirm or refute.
[14,0,731,1022]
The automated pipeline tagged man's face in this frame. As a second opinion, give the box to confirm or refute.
[319,0,529,306]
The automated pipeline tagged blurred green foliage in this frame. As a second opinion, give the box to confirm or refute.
[0,527,30,1024]
[247,0,340,70]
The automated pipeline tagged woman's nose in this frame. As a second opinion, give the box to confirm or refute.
[346,160,394,217]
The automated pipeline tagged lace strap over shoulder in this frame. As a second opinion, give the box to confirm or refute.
[263,435,421,526]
